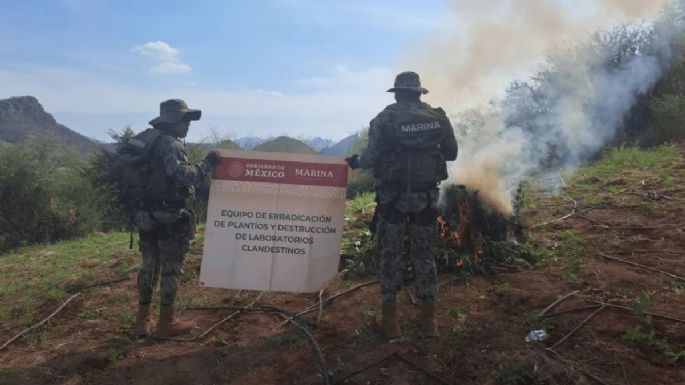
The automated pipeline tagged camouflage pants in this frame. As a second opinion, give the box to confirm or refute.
[137,219,190,306]
[376,203,438,303]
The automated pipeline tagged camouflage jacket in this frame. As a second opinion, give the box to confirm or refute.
[358,102,458,192]
[144,131,213,206]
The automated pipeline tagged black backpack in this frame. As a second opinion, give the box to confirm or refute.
[116,128,163,215]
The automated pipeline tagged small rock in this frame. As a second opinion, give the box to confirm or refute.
[606,177,627,186]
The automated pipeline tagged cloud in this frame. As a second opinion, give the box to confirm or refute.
[132,41,191,74]
[0,64,392,141]
[133,41,178,61]
[253,89,284,96]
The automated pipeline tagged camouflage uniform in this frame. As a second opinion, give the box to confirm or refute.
[356,75,458,305]
[132,99,220,338]
[135,135,215,306]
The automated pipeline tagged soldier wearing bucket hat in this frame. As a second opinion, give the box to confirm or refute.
[386,71,430,94]
[130,99,222,339]
[346,71,458,340]
[149,99,202,138]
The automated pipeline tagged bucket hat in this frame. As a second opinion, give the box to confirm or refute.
[387,71,429,94]
[149,99,201,125]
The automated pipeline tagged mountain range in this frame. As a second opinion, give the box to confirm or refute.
[233,135,357,155]
[0,96,359,156]
[0,96,100,153]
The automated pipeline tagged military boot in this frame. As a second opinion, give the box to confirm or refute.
[419,299,439,337]
[374,302,401,340]
[155,304,196,338]
[134,303,152,338]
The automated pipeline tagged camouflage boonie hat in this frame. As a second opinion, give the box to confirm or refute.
[387,71,429,94]
[149,99,201,125]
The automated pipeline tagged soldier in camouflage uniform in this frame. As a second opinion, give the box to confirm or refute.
[134,99,221,338]
[347,72,458,339]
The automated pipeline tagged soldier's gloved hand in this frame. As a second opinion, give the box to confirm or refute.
[345,154,359,169]
[204,150,222,167]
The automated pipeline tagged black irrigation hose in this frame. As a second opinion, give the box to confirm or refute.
[258,305,332,385]
[394,354,455,385]
[184,304,331,385]
[333,352,455,385]
[188,306,318,327]
[541,305,602,319]
[150,305,317,342]
[332,353,395,384]
[153,304,454,385]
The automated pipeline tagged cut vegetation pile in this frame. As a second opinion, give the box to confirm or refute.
[0,145,684,385]
[339,184,537,281]
[437,185,535,274]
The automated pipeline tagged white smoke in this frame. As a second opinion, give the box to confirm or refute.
[413,0,683,214]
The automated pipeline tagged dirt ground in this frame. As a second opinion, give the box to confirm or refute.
[1,146,684,385]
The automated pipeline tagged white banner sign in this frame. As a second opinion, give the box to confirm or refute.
[199,150,348,293]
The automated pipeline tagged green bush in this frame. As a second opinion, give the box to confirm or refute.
[346,170,374,198]
[345,128,374,198]
[81,127,134,231]
[0,139,102,250]
[82,148,128,231]
[649,93,685,142]
[641,38,685,144]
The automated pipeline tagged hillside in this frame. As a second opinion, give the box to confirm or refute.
[0,96,99,153]
[234,135,354,156]
[186,138,241,154]
[322,133,357,156]
[252,135,317,154]
[0,145,683,384]
[235,136,268,150]
[236,136,335,152]
[214,138,241,150]
[302,137,334,152]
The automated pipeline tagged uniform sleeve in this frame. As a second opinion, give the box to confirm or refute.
[438,108,458,161]
[357,111,389,169]
[161,139,213,186]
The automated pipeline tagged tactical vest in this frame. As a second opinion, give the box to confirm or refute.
[145,135,190,205]
[374,103,451,191]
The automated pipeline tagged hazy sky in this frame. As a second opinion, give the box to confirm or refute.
[0,0,665,142]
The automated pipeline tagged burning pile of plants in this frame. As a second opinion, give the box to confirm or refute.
[340,184,538,278]
[435,184,537,275]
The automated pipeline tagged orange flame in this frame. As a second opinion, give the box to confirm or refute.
[437,192,489,269]
[438,195,472,247]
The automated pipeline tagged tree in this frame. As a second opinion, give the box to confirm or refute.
[0,138,101,250]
